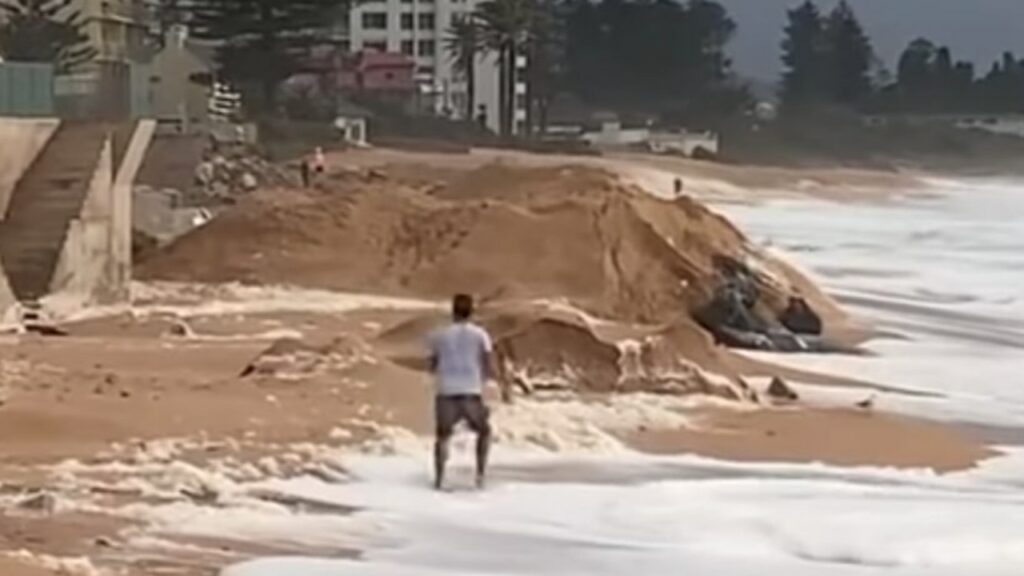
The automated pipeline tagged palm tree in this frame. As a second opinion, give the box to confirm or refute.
[0,0,95,71]
[476,0,533,137]
[523,0,564,136]
[444,14,481,122]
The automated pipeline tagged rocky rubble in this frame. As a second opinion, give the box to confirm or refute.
[192,149,296,204]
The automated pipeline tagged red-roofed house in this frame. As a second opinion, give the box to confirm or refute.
[339,51,416,92]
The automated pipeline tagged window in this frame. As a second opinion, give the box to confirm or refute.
[361,12,387,30]
[515,94,527,110]
[417,13,435,29]
[363,40,387,52]
[401,13,414,30]
[417,39,435,57]
[401,40,414,55]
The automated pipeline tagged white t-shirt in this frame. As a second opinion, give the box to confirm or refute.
[428,322,493,397]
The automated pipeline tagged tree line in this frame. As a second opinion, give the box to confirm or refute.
[3,0,1022,131]
[447,0,744,135]
[0,0,94,71]
[781,0,1024,116]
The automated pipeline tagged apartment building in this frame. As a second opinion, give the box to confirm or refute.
[74,0,151,64]
[342,0,527,134]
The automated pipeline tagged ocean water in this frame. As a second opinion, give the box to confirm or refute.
[721,180,1024,427]
[214,449,1024,576]
[213,179,1024,575]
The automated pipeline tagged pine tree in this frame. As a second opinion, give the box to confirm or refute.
[181,0,340,112]
[823,0,873,105]
[0,0,95,70]
[896,38,935,110]
[780,1,826,107]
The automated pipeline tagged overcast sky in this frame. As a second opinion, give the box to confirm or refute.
[719,0,1024,82]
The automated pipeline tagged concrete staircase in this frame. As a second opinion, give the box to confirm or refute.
[0,123,108,301]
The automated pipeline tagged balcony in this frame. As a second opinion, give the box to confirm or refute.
[82,0,148,27]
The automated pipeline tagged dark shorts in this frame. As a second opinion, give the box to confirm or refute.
[435,394,490,437]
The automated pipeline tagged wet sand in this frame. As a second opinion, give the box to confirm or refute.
[0,302,1001,576]
[626,407,995,472]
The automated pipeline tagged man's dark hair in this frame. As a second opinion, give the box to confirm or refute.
[452,293,474,320]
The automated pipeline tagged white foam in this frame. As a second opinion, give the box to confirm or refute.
[4,551,105,576]
[211,448,1024,576]
[52,281,441,323]
[717,180,1024,427]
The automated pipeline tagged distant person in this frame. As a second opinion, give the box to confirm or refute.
[313,146,326,175]
[299,159,310,188]
[428,294,506,490]
[476,104,488,132]
[674,177,684,197]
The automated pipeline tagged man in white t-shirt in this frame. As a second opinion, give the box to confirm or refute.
[428,293,506,490]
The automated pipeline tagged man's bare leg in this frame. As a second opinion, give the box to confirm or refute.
[434,435,451,490]
[475,427,491,489]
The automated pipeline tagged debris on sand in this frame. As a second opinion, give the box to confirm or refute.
[767,377,800,402]
[240,335,374,380]
[164,318,196,339]
[13,491,59,514]
[694,257,854,353]
[856,394,877,410]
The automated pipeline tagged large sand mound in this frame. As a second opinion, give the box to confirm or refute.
[138,164,841,328]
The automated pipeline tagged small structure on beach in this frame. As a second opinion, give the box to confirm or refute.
[333,99,372,147]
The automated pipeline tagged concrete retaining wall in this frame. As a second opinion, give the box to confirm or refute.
[48,119,154,311]
[112,119,155,295]
[0,261,14,325]
[0,117,60,219]
[50,138,115,303]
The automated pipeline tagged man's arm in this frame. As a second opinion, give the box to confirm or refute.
[486,350,514,403]
[427,331,439,374]
[480,330,512,403]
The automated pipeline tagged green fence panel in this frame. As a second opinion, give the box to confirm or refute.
[130,63,153,118]
[0,63,55,116]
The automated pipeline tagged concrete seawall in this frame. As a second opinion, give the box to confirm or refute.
[1,118,154,322]
[0,118,60,219]
[0,262,13,325]
[1,117,59,323]
[49,120,154,311]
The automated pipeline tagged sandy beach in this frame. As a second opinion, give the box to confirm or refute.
[1,149,1021,576]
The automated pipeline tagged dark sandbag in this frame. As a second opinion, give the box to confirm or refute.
[780,296,823,335]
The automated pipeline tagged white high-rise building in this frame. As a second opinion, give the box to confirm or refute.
[342,0,527,135]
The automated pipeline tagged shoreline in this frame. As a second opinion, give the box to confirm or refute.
[0,306,1007,576]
